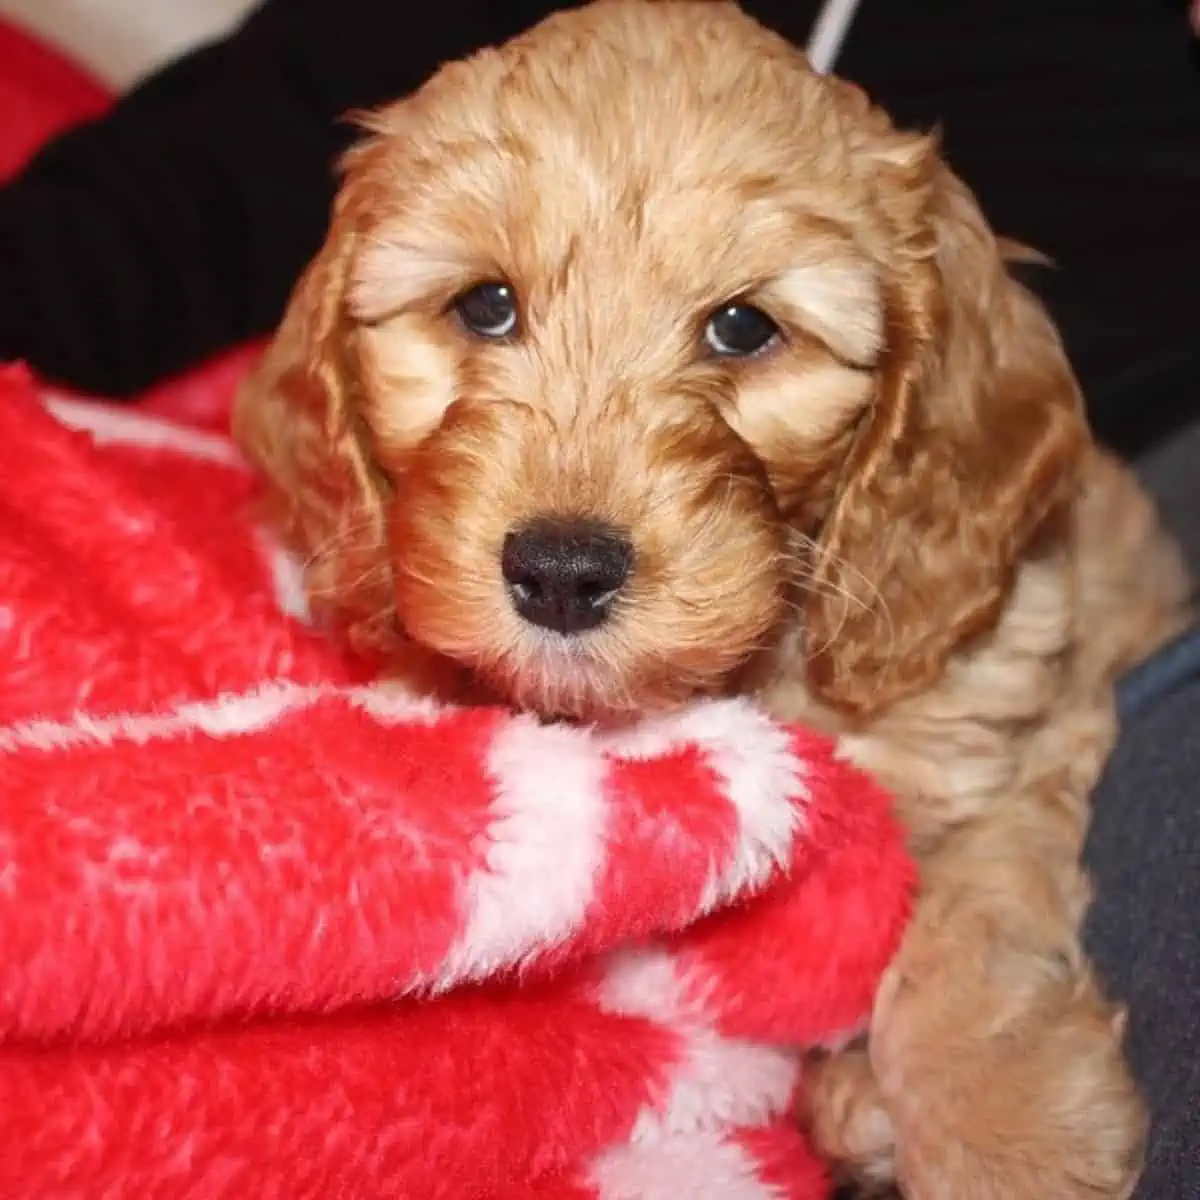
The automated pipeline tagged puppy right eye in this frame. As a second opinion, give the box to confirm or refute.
[454,282,519,339]
[704,303,780,358]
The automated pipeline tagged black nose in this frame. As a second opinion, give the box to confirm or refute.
[501,520,633,635]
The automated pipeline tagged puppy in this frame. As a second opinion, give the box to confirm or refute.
[233,2,1191,1195]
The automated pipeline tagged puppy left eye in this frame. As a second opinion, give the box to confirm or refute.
[704,304,780,358]
[454,281,519,339]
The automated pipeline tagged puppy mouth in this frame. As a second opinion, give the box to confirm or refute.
[481,634,645,725]
[391,593,635,722]
[393,557,782,724]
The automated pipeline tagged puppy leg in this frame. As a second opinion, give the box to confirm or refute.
[872,885,1143,1199]
[809,802,1145,1200]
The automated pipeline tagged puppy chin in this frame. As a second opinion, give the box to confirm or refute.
[391,617,653,723]
[391,541,788,723]
[492,647,640,724]
[434,617,773,724]
[487,639,689,724]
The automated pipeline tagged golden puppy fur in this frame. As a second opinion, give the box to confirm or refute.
[233,2,1192,1195]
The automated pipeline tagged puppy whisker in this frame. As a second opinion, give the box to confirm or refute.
[301,512,386,573]
[786,531,897,670]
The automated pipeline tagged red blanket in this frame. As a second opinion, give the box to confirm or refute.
[0,18,109,179]
[0,23,912,1197]
[0,363,913,1197]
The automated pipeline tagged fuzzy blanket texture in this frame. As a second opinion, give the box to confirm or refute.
[0,361,912,1198]
[0,361,915,1196]
[0,23,913,1198]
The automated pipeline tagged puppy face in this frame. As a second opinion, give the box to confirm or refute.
[236,0,1086,721]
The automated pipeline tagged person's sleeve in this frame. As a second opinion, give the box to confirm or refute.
[0,0,555,397]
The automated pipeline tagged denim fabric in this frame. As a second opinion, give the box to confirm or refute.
[1087,662,1200,1199]
[1118,624,1200,722]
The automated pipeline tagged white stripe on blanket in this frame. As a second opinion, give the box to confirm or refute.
[600,946,800,1140]
[439,716,610,984]
[599,702,807,906]
[591,1128,785,1200]
[43,393,247,467]
[0,678,440,753]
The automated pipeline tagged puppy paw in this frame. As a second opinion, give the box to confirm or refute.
[800,1047,896,1190]
[867,935,1145,1200]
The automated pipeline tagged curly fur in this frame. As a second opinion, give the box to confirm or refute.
[233,3,1192,1195]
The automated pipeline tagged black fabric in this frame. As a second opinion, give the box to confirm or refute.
[0,0,557,395]
[1,0,1198,425]
[803,0,1200,457]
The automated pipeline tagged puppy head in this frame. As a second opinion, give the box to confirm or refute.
[235,0,1086,720]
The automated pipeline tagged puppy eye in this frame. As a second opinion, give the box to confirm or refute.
[704,303,780,358]
[454,281,519,339]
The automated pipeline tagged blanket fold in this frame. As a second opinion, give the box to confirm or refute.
[0,365,913,1198]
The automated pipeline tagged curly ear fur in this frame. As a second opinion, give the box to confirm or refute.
[238,64,1087,720]
[232,141,401,653]
[803,141,1089,716]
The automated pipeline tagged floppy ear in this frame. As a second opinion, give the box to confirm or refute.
[802,144,1088,716]
[232,141,399,652]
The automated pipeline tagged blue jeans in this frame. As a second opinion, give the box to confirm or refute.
[1086,623,1200,1198]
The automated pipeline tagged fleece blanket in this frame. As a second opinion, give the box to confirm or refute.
[0,25,913,1197]
[0,17,109,179]
[0,359,913,1199]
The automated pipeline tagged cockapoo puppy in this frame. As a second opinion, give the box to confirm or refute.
[234,2,1191,1195]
